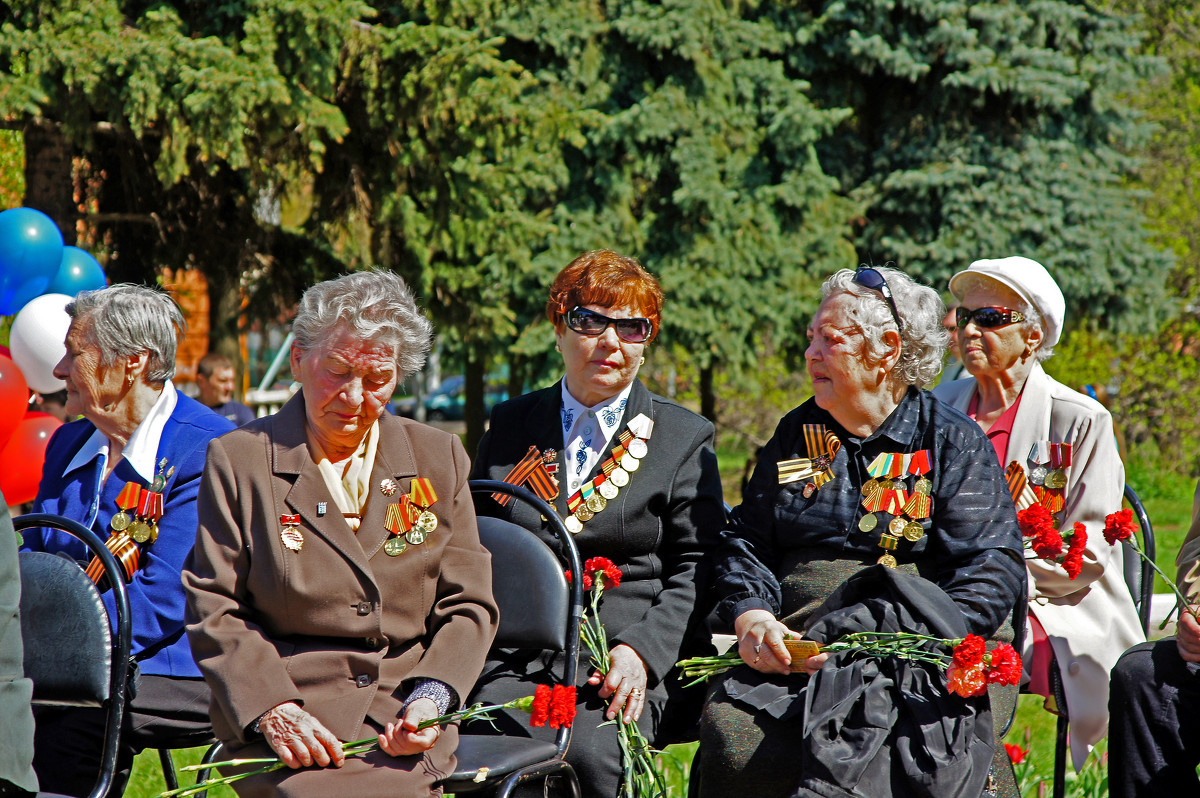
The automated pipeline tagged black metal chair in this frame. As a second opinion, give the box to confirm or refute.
[1039,484,1155,798]
[16,513,132,798]
[435,479,584,798]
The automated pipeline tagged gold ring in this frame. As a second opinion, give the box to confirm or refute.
[753,656,761,664]
[631,688,642,697]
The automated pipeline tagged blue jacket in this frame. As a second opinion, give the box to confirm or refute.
[21,393,233,678]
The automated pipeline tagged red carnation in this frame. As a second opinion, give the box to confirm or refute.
[565,569,593,590]
[984,643,1023,686]
[548,685,577,729]
[1017,504,1054,538]
[529,684,552,727]
[947,662,987,697]
[1104,509,1136,545]
[1032,525,1064,560]
[584,556,622,591]
[1004,742,1028,764]
[952,634,986,668]
[1063,523,1088,579]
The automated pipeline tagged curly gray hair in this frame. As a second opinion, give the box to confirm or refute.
[67,284,185,384]
[292,270,433,380]
[821,266,948,388]
[949,272,1053,362]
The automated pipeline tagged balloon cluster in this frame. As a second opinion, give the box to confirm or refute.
[0,206,108,504]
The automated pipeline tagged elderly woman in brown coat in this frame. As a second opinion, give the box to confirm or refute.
[184,271,499,797]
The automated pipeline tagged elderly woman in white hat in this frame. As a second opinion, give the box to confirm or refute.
[933,256,1144,771]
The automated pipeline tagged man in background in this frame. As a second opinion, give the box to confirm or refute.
[195,352,254,427]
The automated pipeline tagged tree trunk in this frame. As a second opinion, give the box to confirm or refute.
[463,346,487,456]
[207,269,244,383]
[22,122,75,243]
[699,363,717,424]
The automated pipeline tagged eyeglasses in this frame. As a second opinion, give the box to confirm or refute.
[955,306,1026,330]
[564,306,654,344]
[853,266,904,334]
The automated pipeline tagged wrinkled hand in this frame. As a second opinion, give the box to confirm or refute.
[378,698,441,757]
[589,643,647,723]
[1178,608,1200,663]
[259,702,345,769]
[733,609,823,675]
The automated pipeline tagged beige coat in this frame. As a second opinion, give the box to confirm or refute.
[184,394,498,792]
[935,363,1143,769]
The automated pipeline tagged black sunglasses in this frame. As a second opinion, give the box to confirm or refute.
[565,306,654,344]
[853,266,904,334]
[956,306,1026,330]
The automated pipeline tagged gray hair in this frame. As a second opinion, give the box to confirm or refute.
[67,284,185,383]
[821,266,948,389]
[950,272,1053,362]
[292,270,433,380]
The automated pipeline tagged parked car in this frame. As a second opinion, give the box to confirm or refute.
[393,376,507,421]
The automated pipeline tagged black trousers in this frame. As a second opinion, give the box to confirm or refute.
[32,674,211,798]
[1109,639,1200,798]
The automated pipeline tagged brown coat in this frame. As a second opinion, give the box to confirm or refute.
[183,393,498,752]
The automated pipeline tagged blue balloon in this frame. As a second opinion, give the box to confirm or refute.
[48,246,107,297]
[0,207,65,315]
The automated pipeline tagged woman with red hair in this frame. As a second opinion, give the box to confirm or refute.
[468,249,725,796]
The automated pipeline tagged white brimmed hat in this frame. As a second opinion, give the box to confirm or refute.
[948,256,1065,348]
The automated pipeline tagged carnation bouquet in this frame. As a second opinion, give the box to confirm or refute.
[1017,503,1087,579]
[572,556,667,798]
[678,632,1021,699]
[155,685,576,798]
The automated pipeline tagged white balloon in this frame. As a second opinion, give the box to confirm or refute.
[10,293,71,393]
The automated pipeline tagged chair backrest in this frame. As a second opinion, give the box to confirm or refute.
[469,479,584,754]
[15,512,132,798]
[1122,484,1156,634]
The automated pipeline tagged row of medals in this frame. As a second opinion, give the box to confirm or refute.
[110,471,169,544]
[858,474,932,568]
[384,506,438,556]
[564,436,648,534]
[1029,463,1068,490]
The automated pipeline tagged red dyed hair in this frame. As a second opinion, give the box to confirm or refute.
[545,250,664,343]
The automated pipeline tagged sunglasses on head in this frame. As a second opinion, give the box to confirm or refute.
[853,266,904,334]
[955,306,1026,330]
[565,306,654,344]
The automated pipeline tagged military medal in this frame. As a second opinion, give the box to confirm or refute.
[802,483,816,498]
[778,426,842,492]
[493,446,560,506]
[317,501,327,517]
[566,515,584,534]
[861,450,933,566]
[112,482,140,532]
[599,480,618,500]
[1044,443,1071,489]
[627,438,648,459]
[561,415,653,534]
[1029,465,1048,486]
[401,478,439,546]
[858,514,878,532]
[384,503,408,556]
[380,478,398,496]
[280,513,304,551]
[609,467,630,487]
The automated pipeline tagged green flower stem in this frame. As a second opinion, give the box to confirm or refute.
[1122,536,1200,627]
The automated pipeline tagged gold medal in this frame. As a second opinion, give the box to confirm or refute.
[599,480,618,500]
[566,515,584,534]
[281,525,304,552]
[627,438,649,459]
[585,494,606,514]
[903,521,925,542]
[415,510,438,535]
[575,505,595,522]
[802,482,816,499]
[1044,469,1068,489]
[878,553,898,568]
[610,468,630,487]
[858,513,878,532]
[406,526,428,545]
[888,516,907,537]
[914,477,932,495]
[129,520,152,544]
[147,522,159,545]
[384,536,408,556]
[110,511,130,532]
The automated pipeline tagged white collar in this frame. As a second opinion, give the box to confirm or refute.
[559,380,634,442]
[61,381,179,484]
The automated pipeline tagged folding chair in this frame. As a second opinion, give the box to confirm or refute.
[16,513,132,798]
[435,479,584,798]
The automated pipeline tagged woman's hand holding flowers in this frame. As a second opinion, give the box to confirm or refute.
[259,702,346,770]
[734,609,810,675]
[591,643,648,723]
[379,697,441,757]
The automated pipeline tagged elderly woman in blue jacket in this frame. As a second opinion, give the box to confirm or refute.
[20,284,233,797]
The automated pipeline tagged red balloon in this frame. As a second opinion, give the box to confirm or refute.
[0,411,61,505]
[0,355,29,450]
